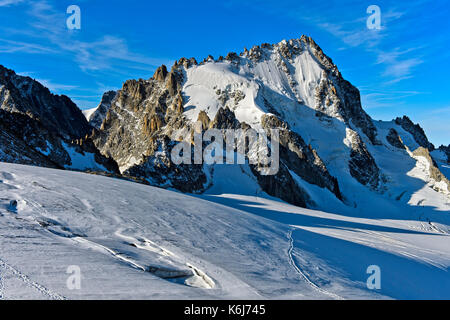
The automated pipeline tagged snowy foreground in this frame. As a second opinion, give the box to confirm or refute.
[0,162,449,300]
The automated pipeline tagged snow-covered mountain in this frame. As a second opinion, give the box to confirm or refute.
[88,36,449,212]
[0,36,449,299]
[1,35,448,221]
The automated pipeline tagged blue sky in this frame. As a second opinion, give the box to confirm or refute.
[0,0,449,146]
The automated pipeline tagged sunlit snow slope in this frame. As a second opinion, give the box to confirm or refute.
[0,162,449,300]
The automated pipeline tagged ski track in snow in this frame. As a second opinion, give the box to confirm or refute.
[287,228,344,300]
[0,257,66,300]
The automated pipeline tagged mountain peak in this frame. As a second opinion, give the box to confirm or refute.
[0,64,91,139]
[168,36,378,145]
[395,115,435,151]
[2,36,447,215]
[84,90,117,129]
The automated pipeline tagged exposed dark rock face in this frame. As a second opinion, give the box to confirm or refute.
[336,80,380,145]
[313,74,379,145]
[70,134,120,173]
[0,64,119,173]
[0,108,67,167]
[386,128,406,149]
[395,116,435,151]
[91,64,207,192]
[0,106,119,172]
[346,128,380,189]
[251,163,311,208]
[438,145,450,164]
[209,107,241,130]
[86,91,117,129]
[413,147,449,192]
[124,138,207,193]
[0,65,91,139]
[91,67,187,174]
[261,114,342,200]
[0,109,60,168]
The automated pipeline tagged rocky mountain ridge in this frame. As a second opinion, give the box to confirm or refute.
[83,90,117,129]
[1,35,448,212]
[0,65,118,173]
[86,35,449,208]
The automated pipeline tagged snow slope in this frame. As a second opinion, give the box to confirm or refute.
[0,162,449,299]
[82,107,98,122]
[182,41,323,129]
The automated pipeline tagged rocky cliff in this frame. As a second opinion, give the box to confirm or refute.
[84,90,117,129]
[0,65,118,173]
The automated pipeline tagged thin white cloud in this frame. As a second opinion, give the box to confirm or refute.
[361,89,428,109]
[427,106,450,116]
[59,35,170,72]
[318,21,386,49]
[233,1,425,86]
[0,38,56,54]
[373,45,425,83]
[314,6,425,85]
[0,0,24,6]
[10,0,171,73]
[382,58,423,78]
[16,71,79,92]
[37,79,78,92]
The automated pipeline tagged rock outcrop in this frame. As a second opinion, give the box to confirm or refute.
[395,116,435,151]
[251,163,311,207]
[386,128,406,149]
[0,65,91,138]
[413,147,449,193]
[438,145,450,164]
[0,65,119,173]
[85,90,117,129]
[261,114,341,200]
[91,66,186,174]
[346,128,380,189]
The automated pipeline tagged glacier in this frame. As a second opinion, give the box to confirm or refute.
[0,162,448,299]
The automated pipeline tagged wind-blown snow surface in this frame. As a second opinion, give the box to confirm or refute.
[182,44,323,130]
[0,162,449,300]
